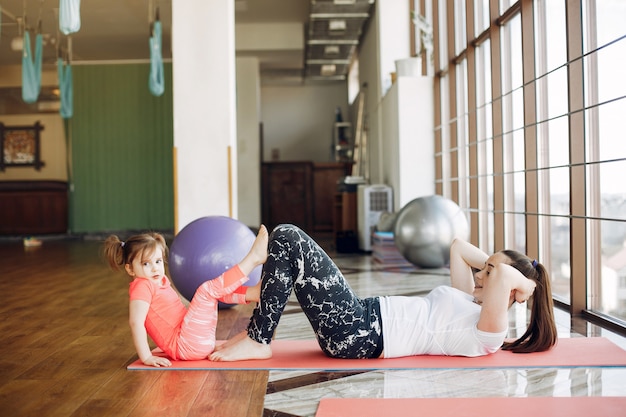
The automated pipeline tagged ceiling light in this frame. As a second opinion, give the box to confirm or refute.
[11,37,24,51]
[321,64,336,76]
[324,45,340,55]
[329,20,346,31]
[334,0,356,4]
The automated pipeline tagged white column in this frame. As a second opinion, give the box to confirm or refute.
[172,0,237,231]
[235,56,261,227]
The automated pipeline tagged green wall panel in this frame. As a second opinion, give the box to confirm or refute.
[69,64,174,233]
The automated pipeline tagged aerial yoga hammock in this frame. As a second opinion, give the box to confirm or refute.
[59,0,81,35]
[22,29,43,104]
[57,56,73,119]
[149,9,165,97]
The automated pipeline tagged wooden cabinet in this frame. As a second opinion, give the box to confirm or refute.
[262,162,351,233]
[262,162,313,232]
[312,163,352,232]
[0,181,68,235]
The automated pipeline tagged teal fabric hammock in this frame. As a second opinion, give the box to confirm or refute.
[59,0,81,35]
[57,58,73,119]
[22,31,43,104]
[149,20,165,96]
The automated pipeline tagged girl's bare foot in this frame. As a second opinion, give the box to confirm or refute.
[209,333,272,361]
[238,225,269,277]
[251,225,268,265]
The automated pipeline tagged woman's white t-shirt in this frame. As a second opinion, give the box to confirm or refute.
[379,286,506,358]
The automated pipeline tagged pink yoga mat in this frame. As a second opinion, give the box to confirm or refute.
[314,397,626,417]
[127,337,626,370]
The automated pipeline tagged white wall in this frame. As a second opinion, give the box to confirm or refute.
[377,0,412,95]
[260,83,349,162]
[381,76,434,210]
[236,23,303,59]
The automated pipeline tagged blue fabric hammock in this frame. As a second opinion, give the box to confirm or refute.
[22,31,43,104]
[57,58,73,119]
[59,0,81,35]
[149,20,165,96]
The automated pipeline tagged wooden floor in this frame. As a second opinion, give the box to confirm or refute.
[0,238,268,417]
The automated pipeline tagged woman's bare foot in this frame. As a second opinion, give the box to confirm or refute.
[209,333,272,361]
[213,330,249,352]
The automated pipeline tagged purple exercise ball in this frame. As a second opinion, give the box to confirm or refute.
[169,216,262,302]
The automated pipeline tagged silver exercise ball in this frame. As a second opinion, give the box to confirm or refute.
[393,195,469,268]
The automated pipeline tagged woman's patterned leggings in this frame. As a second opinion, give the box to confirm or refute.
[246,224,384,359]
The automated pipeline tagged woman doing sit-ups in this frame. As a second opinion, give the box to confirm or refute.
[210,224,557,361]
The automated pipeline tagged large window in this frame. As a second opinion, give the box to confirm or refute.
[500,13,525,252]
[582,0,626,321]
[475,39,494,253]
[535,0,570,303]
[434,0,626,330]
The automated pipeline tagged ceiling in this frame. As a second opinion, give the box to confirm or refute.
[0,0,374,83]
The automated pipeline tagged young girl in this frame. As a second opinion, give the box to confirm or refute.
[103,225,268,367]
[210,224,558,362]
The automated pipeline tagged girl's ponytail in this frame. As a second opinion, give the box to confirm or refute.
[103,235,125,271]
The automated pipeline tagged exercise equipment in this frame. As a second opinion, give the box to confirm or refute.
[60,0,81,35]
[57,58,73,119]
[393,195,469,268]
[149,13,164,96]
[22,31,43,104]
[169,216,261,302]
[316,397,626,417]
[128,337,626,370]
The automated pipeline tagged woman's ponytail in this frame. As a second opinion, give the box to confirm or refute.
[500,253,558,353]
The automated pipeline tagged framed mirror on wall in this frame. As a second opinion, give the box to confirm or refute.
[0,121,45,171]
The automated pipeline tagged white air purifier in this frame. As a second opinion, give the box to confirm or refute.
[357,184,393,251]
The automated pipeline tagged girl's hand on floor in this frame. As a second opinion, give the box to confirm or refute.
[143,355,171,367]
